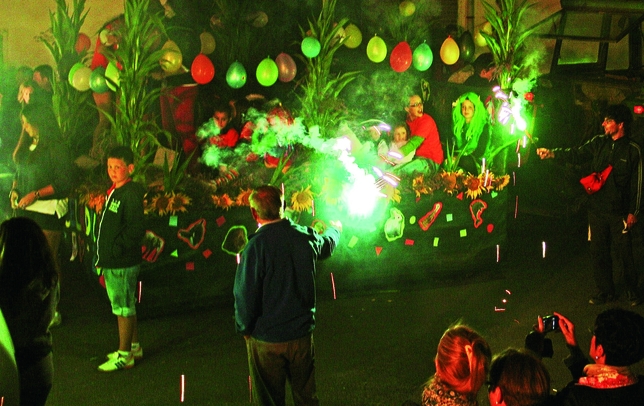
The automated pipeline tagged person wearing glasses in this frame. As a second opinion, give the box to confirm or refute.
[397,94,444,172]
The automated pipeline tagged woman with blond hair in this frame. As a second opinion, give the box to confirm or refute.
[422,324,492,406]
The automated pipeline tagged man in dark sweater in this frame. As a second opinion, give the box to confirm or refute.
[537,104,643,306]
[234,185,341,405]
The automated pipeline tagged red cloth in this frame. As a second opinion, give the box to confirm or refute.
[160,85,199,154]
[210,128,240,148]
[407,113,444,165]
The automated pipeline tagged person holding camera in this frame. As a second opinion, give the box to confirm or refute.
[528,309,644,405]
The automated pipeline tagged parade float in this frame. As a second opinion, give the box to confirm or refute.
[40,0,544,315]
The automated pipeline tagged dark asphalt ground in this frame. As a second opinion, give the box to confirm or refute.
[46,210,644,406]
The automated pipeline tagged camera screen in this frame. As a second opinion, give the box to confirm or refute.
[543,315,559,332]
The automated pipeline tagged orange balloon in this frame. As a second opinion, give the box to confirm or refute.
[439,36,460,65]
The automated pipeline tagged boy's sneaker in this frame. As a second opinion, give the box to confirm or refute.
[98,352,134,372]
[588,293,616,305]
[106,346,143,361]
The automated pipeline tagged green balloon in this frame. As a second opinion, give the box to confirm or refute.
[104,62,120,91]
[256,57,279,87]
[226,61,247,89]
[412,43,433,71]
[301,37,321,58]
[89,67,109,93]
[68,62,85,86]
[366,36,387,63]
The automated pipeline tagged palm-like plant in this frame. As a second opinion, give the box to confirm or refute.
[102,0,169,173]
[297,0,361,138]
[38,0,93,151]
[480,0,538,91]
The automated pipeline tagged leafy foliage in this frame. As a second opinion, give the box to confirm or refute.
[361,0,441,46]
[102,0,170,173]
[480,0,538,90]
[37,0,94,154]
[297,0,361,137]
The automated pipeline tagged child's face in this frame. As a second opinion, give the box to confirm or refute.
[393,126,408,143]
[107,157,133,188]
[461,99,475,123]
[213,111,230,130]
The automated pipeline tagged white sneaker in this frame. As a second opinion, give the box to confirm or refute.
[98,352,134,372]
[106,346,143,361]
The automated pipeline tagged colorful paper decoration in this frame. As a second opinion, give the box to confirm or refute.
[177,218,206,249]
[222,225,248,255]
[470,199,488,228]
[142,230,165,263]
[384,207,405,242]
[419,202,442,231]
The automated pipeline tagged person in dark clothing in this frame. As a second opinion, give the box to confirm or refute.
[536,104,643,306]
[95,146,146,372]
[537,309,644,406]
[234,185,341,406]
[0,217,59,406]
[487,348,551,406]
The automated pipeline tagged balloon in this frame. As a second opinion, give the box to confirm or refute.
[72,66,92,91]
[474,28,487,47]
[104,61,120,91]
[390,41,412,72]
[275,53,297,82]
[226,61,247,89]
[199,32,216,55]
[191,54,215,85]
[399,1,416,17]
[459,31,475,63]
[256,57,279,87]
[343,24,362,49]
[75,33,91,54]
[482,21,493,34]
[301,37,321,58]
[366,35,387,63]
[440,36,460,65]
[412,42,433,71]
[248,11,268,28]
[68,62,85,86]
[159,40,183,73]
[89,67,109,93]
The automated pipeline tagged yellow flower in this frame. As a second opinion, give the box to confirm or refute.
[235,188,253,207]
[412,174,429,199]
[150,193,172,216]
[168,192,191,215]
[493,174,510,191]
[212,194,234,210]
[441,172,460,195]
[291,186,313,212]
[464,174,485,199]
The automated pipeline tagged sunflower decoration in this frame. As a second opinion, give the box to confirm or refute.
[463,173,486,199]
[168,192,191,215]
[235,188,253,207]
[440,171,465,195]
[412,174,430,199]
[87,193,106,214]
[149,193,172,216]
[212,193,234,210]
[291,185,314,212]
[491,174,510,191]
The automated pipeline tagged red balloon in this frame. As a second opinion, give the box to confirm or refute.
[390,41,412,72]
[275,53,297,82]
[191,53,215,85]
[75,33,91,54]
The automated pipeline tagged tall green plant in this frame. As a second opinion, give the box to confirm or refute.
[480,0,537,91]
[103,0,169,171]
[297,0,360,137]
[38,0,93,152]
